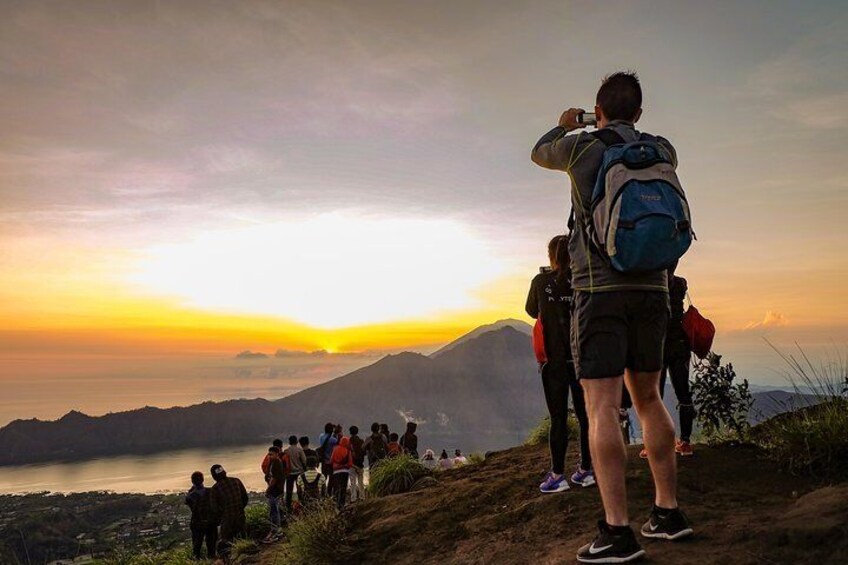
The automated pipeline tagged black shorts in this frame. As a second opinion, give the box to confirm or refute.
[571,291,670,380]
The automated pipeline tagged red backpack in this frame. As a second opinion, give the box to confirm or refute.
[682,305,715,359]
[532,318,547,364]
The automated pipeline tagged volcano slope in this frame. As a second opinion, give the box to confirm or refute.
[255,439,847,565]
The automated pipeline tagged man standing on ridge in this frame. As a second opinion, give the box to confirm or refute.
[209,464,249,560]
[532,71,694,563]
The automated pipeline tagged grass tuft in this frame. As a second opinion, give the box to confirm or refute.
[754,341,848,477]
[286,499,352,564]
[368,455,432,497]
[525,414,578,447]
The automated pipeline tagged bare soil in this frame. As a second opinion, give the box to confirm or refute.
[257,442,848,564]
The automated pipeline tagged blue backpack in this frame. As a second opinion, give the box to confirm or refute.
[584,129,693,273]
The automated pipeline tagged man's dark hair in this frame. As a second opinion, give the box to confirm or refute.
[596,71,642,122]
[349,425,359,435]
[289,435,298,445]
[299,436,310,447]
[389,432,399,442]
[272,438,283,448]
[191,471,204,486]
[324,422,334,434]
[269,446,280,454]
[371,422,380,433]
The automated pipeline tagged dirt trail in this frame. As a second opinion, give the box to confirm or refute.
[257,443,848,564]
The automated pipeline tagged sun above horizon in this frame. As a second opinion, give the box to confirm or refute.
[127,213,506,329]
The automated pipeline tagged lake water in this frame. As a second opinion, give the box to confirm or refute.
[0,431,520,495]
[0,443,273,495]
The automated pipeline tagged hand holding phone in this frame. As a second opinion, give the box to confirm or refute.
[577,112,597,127]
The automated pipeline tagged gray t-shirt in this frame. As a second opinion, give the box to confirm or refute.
[532,120,676,293]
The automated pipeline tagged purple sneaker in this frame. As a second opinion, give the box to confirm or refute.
[571,467,596,488]
[539,471,570,493]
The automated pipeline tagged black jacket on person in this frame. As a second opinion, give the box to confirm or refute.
[525,269,573,362]
[665,275,691,361]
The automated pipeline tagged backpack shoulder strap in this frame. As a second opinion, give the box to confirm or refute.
[590,129,626,147]
[638,132,657,142]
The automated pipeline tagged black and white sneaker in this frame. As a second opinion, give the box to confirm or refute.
[576,521,646,563]
[640,506,694,540]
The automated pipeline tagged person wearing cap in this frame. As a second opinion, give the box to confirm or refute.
[209,464,248,559]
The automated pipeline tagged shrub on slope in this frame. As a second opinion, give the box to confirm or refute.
[368,455,432,497]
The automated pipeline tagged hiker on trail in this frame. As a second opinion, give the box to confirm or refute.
[453,449,468,466]
[300,436,317,462]
[330,436,354,509]
[387,432,402,457]
[421,449,438,470]
[264,447,285,539]
[526,234,595,493]
[364,422,388,468]
[438,449,454,470]
[400,421,419,459]
[317,422,338,484]
[379,423,390,443]
[209,464,248,560]
[348,425,367,502]
[662,264,696,457]
[285,435,308,512]
[296,457,327,504]
[261,438,284,479]
[532,71,694,563]
[185,471,217,560]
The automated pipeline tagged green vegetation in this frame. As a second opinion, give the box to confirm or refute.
[691,353,753,444]
[96,546,196,565]
[368,455,432,497]
[754,343,848,477]
[230,537,260,561]
[467,452,486,465]
[244,502,272,539]
[285,499,353,564]
[524,413,578,447]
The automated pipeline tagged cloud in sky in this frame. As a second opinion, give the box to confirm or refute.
[0,0,846,338]
[745,311,790,331]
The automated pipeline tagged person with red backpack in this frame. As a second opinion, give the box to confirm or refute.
[526,234,593,493]
[661,264,696,456]
[330,436,354,509]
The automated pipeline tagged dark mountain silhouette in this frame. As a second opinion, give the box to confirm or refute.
[0,326,540,466]
[429,318,531,357]
[0,323,819,466]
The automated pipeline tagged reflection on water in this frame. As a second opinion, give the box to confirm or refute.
[0,432,526,494]
[0,443,271,495]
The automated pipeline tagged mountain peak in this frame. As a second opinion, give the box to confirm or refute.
[430,319,532,358]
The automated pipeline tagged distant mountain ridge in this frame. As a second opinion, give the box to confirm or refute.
[0,325,540,466]
[0,321,817,467]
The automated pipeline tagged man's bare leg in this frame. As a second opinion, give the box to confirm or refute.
[581,376,629,526]
[625,369,678,509]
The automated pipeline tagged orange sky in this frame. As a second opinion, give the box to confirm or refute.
[1,1,847,425]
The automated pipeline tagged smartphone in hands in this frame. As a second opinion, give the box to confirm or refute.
[577,112,597,127]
